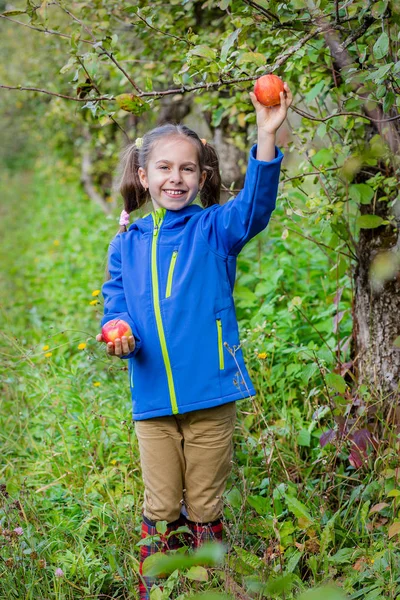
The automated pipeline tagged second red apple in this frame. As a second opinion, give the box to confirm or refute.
[101,319,133,344]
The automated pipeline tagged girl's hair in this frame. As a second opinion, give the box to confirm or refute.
[116,123,221,234]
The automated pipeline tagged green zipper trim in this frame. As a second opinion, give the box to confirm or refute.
[166,251,178,298]
[216,318,224,370]
[151,209,178,414]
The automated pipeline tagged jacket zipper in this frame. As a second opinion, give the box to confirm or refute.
[216,318,225,370]
[166,250,178,298]
[151,210,178,414]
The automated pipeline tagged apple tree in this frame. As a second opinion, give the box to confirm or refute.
[1,0,399,405]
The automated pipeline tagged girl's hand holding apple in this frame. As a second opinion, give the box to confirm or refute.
[250,77,293,135]
[96,319,135,357]
[96,332,135,357]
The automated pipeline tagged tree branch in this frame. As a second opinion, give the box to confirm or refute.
[242,0,280,22]
[0,13,92,45]
[134,11,192,46]
[0,84,110,102]
[53,1,142,94]
[291,104,400,124]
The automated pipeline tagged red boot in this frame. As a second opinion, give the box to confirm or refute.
[185,517,223,549]
[138,513,189,599]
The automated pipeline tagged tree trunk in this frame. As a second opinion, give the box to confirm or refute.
[314,11,400,399]
[353,219,400,399]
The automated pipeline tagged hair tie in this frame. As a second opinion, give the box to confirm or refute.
[200,138,207,146]
[119,209,130,227]
[135,137,143,149]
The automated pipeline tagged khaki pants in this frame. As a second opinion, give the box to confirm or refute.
[134,401,236,524]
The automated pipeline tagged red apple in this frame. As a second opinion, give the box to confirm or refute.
[101,319,132,344]
[254,74,285,107]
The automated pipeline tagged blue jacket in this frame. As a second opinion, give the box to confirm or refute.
[101,144,284,420]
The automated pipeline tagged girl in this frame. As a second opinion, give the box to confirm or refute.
[97,83,292,598]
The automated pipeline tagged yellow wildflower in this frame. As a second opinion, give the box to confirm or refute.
[42,345,49,351]
[45,352,52,358]
[93,382,101,387]
[92,289,100,297]
[258,352,267,359]
[111,459,117,465]
[89,300,98,305]
[53,240,60,246]
[78,343,87,350]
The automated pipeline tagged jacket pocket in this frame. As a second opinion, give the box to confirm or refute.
[216,318,225,370]
[165,250,178,298]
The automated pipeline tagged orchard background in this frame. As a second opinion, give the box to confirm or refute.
[0,0,399,598]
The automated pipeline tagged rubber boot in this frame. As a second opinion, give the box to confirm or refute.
[185,517,223,549]
[138,513,189,599]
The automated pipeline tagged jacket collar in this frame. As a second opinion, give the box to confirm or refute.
[128,203,204,233]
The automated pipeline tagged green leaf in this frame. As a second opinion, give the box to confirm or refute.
[328,548,355,564]
[373,32,389,60]
[220,29,240,62]
[156,520,168,535]
[320,513,337,555]
[247,494,272,516]
[357,215,384,229]
[301,362,318,384]
[298,586,346,600]
[285,495,314,523]
[349,183,374,205]
[189,45,216,60]
[185,566,208,581]
[115,94,148,115]
[2,9,27,15]
[297,429,311,447]
[383,91,395,113]
[387,489,400,497]
[237,52,265,67]
[264,574,294,594]
[312,148,334,167]
[305,80,326,103]
[226,487,242,509]
[285,550,302,573]
[365,63,393,83]
[393,336,400,348]
[325,372,347,394]
[234,546,263,570]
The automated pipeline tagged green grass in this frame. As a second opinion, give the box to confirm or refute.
[1,160,399,599]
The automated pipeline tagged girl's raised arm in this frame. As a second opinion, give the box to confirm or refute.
[200,82,292,257]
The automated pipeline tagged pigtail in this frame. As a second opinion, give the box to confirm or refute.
[200,142,221,208]
[118,142,149,215]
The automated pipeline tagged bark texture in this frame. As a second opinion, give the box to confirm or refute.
[353,225,400,397]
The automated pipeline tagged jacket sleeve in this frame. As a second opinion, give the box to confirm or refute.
[101,235,142,359]
[200,144,284,257]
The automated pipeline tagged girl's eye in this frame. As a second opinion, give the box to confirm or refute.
[184,167,195,171]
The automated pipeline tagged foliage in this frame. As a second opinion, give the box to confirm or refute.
[1,156,400,597]
[1,0,400,597]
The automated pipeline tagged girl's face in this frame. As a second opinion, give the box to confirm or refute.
[138,136,207,212]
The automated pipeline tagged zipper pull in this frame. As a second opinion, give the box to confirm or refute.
[153,224,158,237]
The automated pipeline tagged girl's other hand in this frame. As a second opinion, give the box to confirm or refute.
[249,81,293,135]
[96,333,135,357]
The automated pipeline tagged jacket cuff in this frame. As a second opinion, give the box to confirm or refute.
[249,144,284,165]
